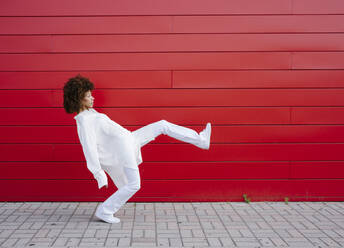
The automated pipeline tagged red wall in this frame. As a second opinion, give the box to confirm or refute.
[1,0,344,202]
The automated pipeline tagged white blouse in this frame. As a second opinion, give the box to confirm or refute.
[74,108,142,189]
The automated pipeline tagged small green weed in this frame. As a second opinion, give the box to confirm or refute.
[243,194,251,203]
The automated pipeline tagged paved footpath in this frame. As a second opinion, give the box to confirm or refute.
[0,201,343,247]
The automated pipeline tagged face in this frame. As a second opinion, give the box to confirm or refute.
[80,90,94,111]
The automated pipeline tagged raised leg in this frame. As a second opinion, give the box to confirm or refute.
[131,119,210,149]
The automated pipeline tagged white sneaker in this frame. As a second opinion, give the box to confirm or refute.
[95,206,120,224]
[198,122,211,150]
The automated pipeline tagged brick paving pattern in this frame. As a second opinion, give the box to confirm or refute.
[0,201,343,247]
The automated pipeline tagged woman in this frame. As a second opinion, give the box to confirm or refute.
[63,74,211,224]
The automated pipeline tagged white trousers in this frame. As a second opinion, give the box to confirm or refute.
[99,119,204,215]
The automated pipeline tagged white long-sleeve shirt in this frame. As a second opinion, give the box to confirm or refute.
[74,108,142,189]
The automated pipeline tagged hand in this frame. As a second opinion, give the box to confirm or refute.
[100,183,108,189]
[95,170,108,189]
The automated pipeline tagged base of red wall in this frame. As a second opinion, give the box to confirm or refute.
[1,178,343,202]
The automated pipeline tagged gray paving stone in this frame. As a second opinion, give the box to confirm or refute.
[169,237,183,246]
[79,237,106,246]
[118,237,130,246]
[219,237,236,246]
[227,229,243,237]
[1,238,18,247]
[157,237,169,246]
[0,201,344,247]
[269,237,289,246]
[0,229,14,238]
[65,237,81,246]
[207,237,222,246]
[51,237,68,246]
[12,237,31,246]
[104,237,119,246]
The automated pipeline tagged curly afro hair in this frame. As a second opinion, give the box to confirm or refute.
[63,74,94,114]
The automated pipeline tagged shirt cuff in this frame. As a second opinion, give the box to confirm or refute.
[94,170,108,189]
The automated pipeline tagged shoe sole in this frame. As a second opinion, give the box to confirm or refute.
[205,123,211,150]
